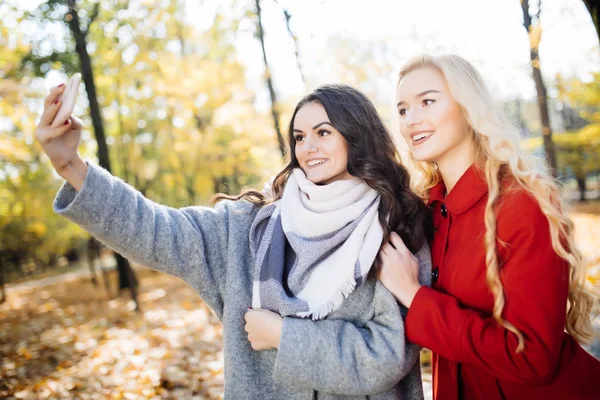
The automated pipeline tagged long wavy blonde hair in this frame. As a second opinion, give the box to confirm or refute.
[397,54,596,351]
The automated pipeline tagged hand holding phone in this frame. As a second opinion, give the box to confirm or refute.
[52,73,81,127]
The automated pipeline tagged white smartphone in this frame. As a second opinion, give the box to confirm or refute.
[53,73,81,127]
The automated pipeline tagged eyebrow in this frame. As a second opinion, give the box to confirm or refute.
[397,90,441,107]
[293,121,333,133]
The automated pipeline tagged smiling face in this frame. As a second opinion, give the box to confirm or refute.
[293,101,352,185]
[396,66,475,169]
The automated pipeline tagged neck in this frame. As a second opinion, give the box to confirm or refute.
[436,137,477,194]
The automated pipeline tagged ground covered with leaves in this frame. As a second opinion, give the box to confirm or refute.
[1,269,225,399]
[1,210,599,399]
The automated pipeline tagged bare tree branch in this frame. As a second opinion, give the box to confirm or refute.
[273,1,305,85]
[255,0,286,159]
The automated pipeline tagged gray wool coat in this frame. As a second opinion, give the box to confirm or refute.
[54,163,432,400]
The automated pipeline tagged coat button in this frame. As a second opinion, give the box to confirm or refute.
[432,267,439,283]
[440,203,448,217]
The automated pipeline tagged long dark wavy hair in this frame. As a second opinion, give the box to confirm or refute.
[214,84,432,263]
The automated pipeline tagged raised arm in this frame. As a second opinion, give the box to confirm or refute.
[36,84,232,315]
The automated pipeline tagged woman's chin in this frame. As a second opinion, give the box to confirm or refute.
[411,149,437,163]
[306,173,329,185]
[309,177,326,185]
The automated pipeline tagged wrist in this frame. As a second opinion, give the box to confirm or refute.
[403,284,421,308]
[56,156,87,191]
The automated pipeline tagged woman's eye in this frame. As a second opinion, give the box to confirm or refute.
[317,129,331,137]
[423,99,435,106]
[398,108,407,117]
[294,135,304,142]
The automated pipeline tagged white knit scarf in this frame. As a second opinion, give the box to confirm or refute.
[249,168,383,320]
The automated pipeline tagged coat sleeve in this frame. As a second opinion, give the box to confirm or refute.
[54,163,236,316]
[405,193,569,384]
[272,244,432,395]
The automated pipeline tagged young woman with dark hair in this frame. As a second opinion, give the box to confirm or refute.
[36,83,432,399]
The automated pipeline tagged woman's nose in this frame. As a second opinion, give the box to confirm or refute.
[303,135,318,153]
[406,108,423,127]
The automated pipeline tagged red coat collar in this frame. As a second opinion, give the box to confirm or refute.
[428,164,489,215]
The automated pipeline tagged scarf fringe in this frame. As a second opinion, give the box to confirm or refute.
[299,276,359,320]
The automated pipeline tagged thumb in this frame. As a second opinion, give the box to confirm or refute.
[70,115,83,130]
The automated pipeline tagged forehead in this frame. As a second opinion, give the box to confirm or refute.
[294,102,329,128]
[396,66,447,99]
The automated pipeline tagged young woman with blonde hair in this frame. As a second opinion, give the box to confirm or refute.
[379,53,599,399]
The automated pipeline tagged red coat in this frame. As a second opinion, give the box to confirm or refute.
[405,165,600,400]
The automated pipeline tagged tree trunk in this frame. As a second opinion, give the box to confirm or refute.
[95,242,112,297]
[255,0,286,160]
[582,0,599,42]
[213,177,228,194]
[0,258,6,304]
[66,2,110,171]
[88,237,112,296]
[115,55,130,184]
[577,177,587,202]
[521,0,558,176]
[116,253,140,310]
[66,1,139,309]
[86,238,98,287]
[101,266,112,297]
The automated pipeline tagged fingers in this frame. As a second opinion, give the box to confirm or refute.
[50,118,73,139]
[43,84,66,108]
[244,311,260,350]
[244,309,260,328]
[40,93,64,127]
[40,85,66,127]
[37,119,72,143]
[389,232,409,254]
[380,242,394,257]
[380,232,407,257]
[380,233,417,273]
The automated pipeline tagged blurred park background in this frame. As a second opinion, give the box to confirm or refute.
[1,0,599,398]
